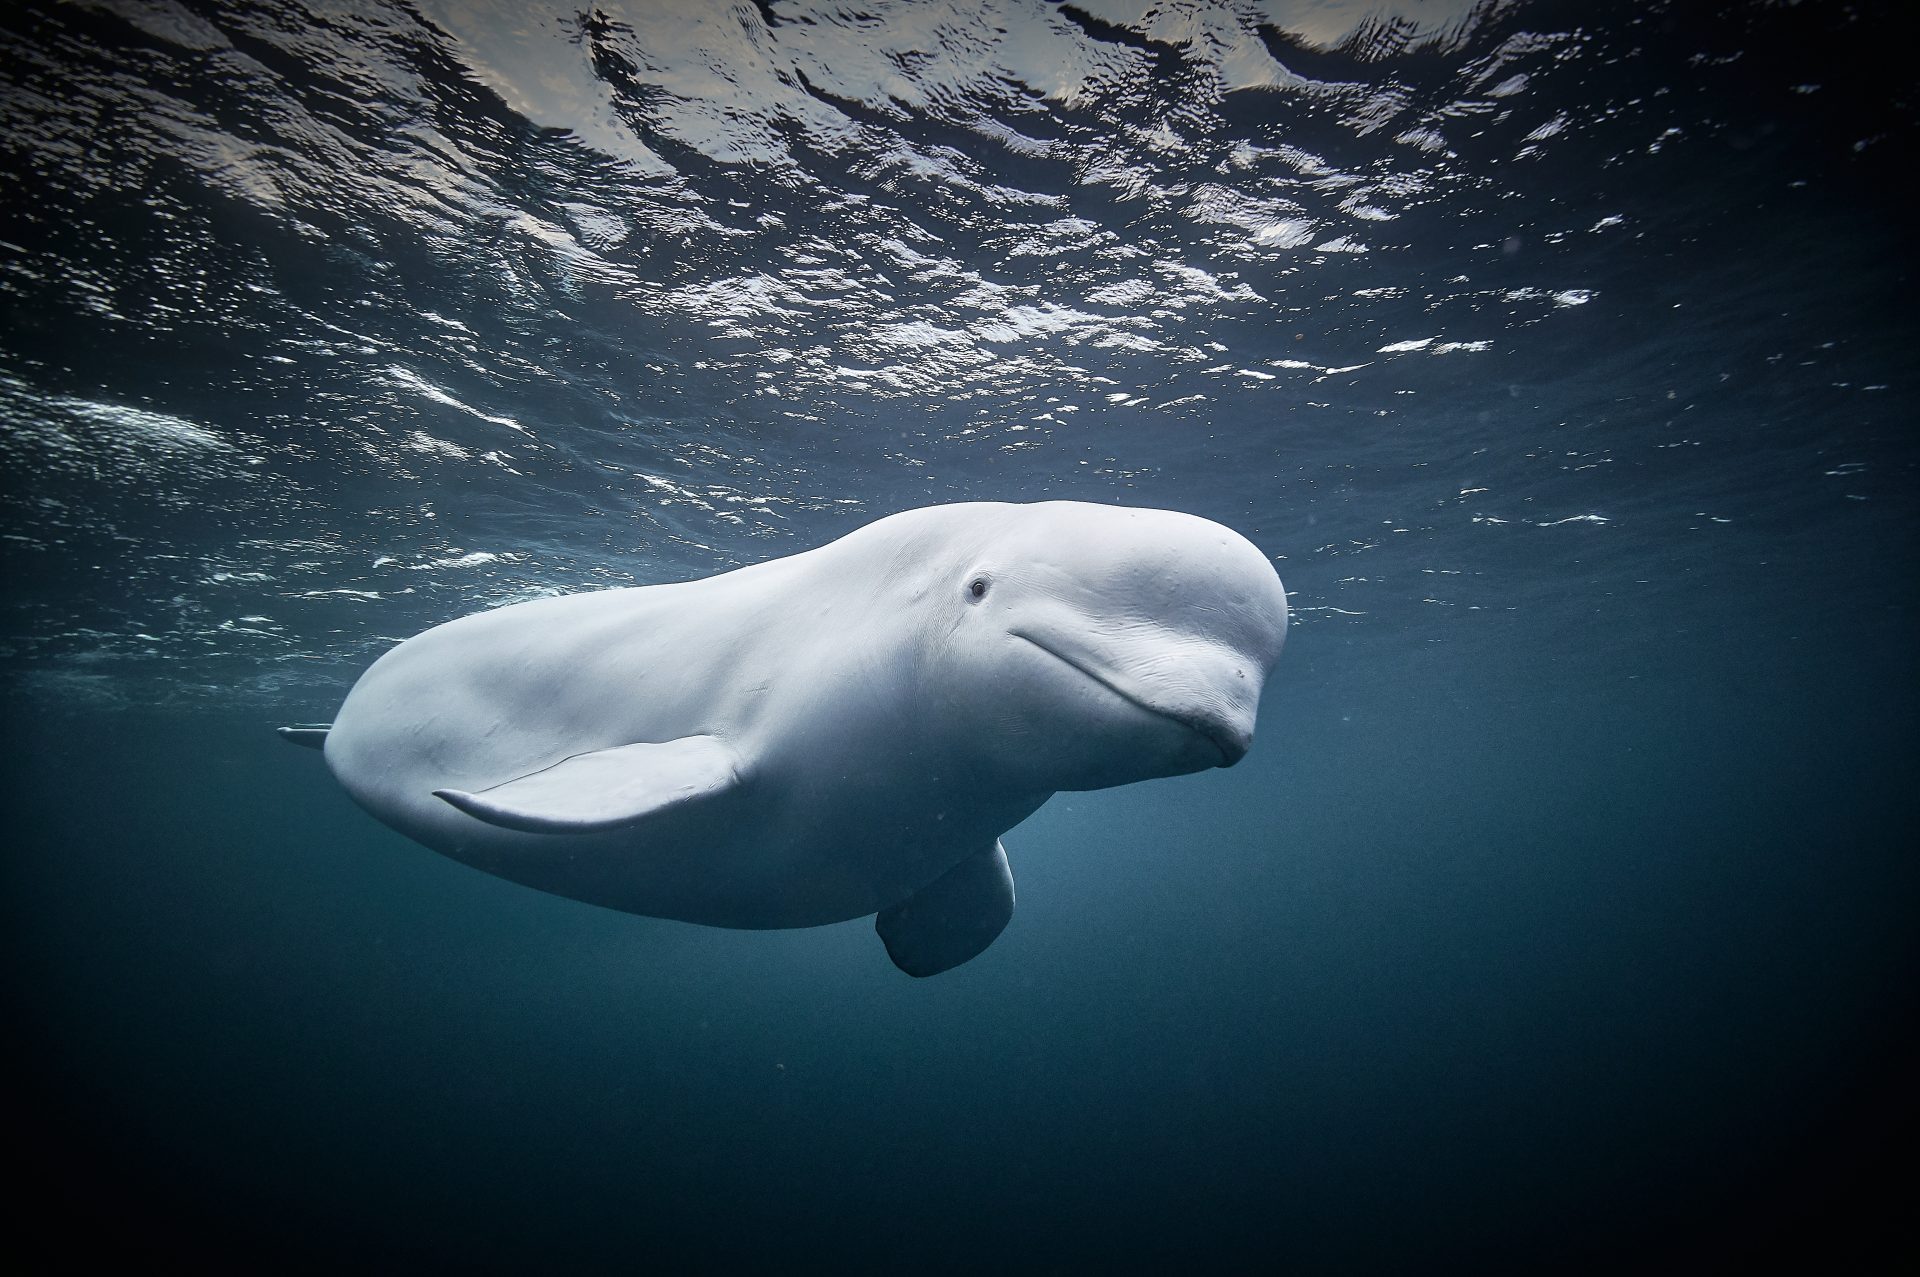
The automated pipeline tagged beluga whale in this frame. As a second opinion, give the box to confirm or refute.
[283,501,1288,976]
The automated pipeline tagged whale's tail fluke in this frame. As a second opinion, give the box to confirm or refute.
[277,725,331,750]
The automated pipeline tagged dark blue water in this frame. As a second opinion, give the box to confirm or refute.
[3,1,1915,1270]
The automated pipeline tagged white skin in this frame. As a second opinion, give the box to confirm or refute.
[322,501,1288,930]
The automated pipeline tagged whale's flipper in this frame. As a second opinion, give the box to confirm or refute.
[875,841,1015,977]
[277,726,331,750]
[435,735,743,834]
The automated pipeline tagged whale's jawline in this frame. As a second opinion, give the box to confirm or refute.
[1007,630,1236,766]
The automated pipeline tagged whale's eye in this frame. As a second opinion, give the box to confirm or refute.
[968,578,988,601]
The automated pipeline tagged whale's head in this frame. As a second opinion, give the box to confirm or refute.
[922,501,1288,793]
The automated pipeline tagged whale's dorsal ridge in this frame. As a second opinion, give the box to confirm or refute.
[435,734,744,834]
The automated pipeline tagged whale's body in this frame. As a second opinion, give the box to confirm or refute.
[302,501,1288,975]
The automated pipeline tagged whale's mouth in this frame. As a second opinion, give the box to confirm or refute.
[1010,630,1245,767]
